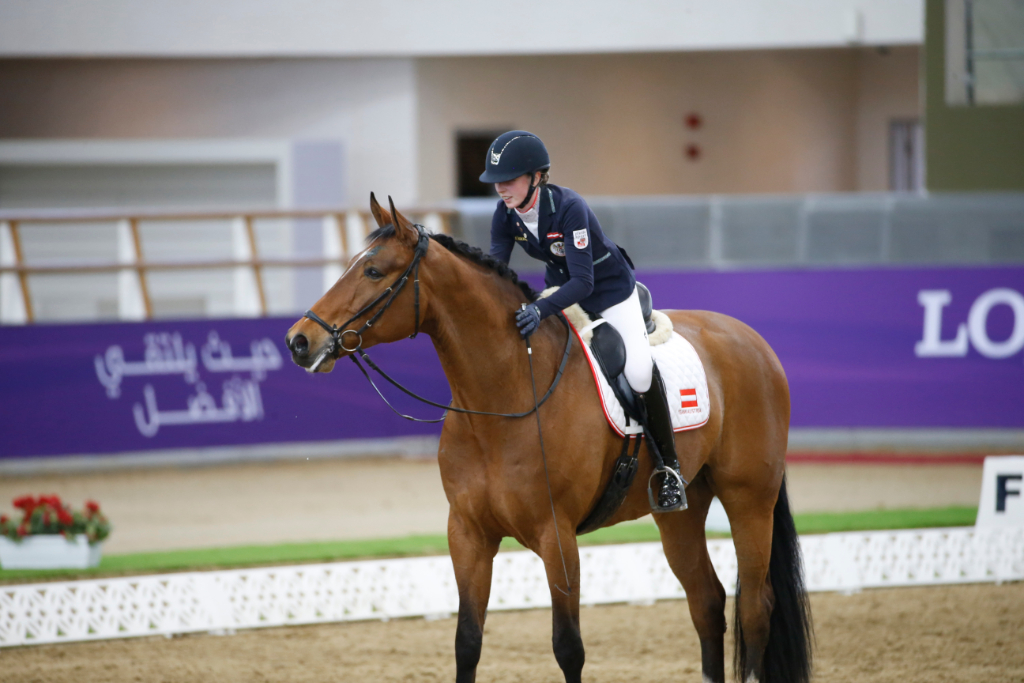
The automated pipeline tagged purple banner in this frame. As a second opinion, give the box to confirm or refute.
[1,266,1022,459]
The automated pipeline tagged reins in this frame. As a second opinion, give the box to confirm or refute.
[304,224,573,423]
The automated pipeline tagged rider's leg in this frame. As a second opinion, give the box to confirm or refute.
[599,288,685,512]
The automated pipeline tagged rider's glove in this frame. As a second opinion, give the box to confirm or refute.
[515,304,543,338]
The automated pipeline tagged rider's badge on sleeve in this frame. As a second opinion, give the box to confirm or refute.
[572,229,589,249]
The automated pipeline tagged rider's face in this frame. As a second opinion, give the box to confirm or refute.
[495,172,539,209]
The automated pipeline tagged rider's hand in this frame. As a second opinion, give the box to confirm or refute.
[515,304,542,338]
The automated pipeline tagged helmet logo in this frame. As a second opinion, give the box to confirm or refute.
[490,148,502,165]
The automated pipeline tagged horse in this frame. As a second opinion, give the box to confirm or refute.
[285,195,812,683]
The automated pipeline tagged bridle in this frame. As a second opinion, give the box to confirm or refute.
[305,225,430,357]
[302,223,573,422]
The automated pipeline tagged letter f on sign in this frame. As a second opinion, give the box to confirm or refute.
[997,474,1022,513]
[915,290,968,357]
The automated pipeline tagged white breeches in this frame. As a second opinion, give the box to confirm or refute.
[599,287,653,394]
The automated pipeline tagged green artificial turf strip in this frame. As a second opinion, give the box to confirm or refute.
[0,506,977,583]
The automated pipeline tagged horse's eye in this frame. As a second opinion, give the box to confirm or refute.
[364,266,384,280]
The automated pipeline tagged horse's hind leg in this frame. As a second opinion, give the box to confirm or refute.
[655,468,728,683]
[449,514,500,683]
[720,485,777,683]
[538,523,584,683]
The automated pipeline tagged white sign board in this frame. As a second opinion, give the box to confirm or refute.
[975,456,1024,528]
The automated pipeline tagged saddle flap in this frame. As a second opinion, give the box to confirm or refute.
[590,321,626,379]
[589,321,642,423]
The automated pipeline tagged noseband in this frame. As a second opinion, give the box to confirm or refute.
[304,225,429,358]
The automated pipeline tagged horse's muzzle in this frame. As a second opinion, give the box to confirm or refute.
[285,330,338,373]
[288,332,310,359]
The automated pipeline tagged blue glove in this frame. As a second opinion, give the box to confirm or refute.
[515,304,542,338]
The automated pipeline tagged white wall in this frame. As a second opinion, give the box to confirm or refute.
[0,48,919,204]
[0,0,923,57]
[854,46,921,191]
[418,48,919,200]
[0,58,418,206]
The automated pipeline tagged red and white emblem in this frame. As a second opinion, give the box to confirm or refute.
[680,388,698,412]
[573,229,589,249]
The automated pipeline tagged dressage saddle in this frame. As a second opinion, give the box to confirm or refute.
[587,281,656,424]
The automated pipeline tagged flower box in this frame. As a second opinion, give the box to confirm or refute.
[0,495,111,570]
[0,534,102,570]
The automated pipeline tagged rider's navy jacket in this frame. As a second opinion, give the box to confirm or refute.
[490,184,635,319]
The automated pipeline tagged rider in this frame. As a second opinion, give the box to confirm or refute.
[481,130,685,512]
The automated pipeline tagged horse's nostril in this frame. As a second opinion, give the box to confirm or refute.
[290,334,309,357]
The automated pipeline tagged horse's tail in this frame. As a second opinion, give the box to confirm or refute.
[733,476,814,683]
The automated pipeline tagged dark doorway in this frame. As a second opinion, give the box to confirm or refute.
[456,131,505,197]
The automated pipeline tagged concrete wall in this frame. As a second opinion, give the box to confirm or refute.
[0,0,923,58]
[855,46,922,191]
[418,48,920,201]
[0,48,919,205]
[0,58,419,205]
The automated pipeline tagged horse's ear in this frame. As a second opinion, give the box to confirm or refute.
[369,192,391,229]
[387,195,419,245]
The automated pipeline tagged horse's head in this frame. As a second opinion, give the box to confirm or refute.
[286,194,428,373]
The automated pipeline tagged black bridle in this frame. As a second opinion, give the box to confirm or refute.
[303,224,573,423]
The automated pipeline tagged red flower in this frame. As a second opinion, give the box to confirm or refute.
[57,509,74,526]
[85,501,101,514]
[43,510,52,525]
[13,495,36,512]
[0,515,8,524]
[16,523,28,537]
[40,494,62,508]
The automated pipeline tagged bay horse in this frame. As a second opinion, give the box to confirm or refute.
[286,195,812,683]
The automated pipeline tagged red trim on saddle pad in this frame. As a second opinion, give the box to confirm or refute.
[566,318,708,438]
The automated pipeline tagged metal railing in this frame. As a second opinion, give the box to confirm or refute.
[0,208,454,324]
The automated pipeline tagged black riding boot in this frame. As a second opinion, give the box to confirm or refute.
[639,364,687,513]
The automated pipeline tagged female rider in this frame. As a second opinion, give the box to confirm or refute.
[481,130,685,512]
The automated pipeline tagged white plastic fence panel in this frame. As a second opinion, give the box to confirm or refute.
[2,528,1022,648]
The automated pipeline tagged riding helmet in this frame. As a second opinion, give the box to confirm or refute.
[478,131,550,184]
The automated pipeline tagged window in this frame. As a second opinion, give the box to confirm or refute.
[946,0,1024,106]
[889,119,925,192]
[456,132,505,198]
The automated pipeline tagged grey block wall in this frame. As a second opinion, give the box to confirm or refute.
[454,192,1024,271]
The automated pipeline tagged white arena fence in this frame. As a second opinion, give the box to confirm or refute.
[2,527,1022,648]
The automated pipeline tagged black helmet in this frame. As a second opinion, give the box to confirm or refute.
[478,131,550,183]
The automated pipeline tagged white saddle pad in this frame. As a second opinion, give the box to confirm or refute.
[569,318,711,437]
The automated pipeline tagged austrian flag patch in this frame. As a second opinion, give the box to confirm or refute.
[573,229,589,249]
[680,388,699,412]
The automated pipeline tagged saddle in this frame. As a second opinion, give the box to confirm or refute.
[586,282,656,426]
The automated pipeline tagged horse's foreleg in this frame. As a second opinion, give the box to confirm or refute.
[655,470,727,683]
[721,490,775,683]
[538,525,584,683]
[449,514,500,683]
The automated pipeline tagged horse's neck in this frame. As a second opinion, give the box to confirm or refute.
[424,254,560,415]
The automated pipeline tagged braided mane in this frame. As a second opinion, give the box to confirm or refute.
[366,224,538,302]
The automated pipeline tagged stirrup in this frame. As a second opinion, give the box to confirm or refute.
[647,467,688,513]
